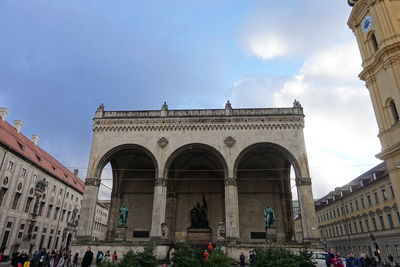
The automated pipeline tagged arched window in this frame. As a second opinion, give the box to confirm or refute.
[371,33,378,51]
[390,99,399,124]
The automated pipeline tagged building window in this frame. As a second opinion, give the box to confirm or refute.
[11,192,21,210]
[374,192,379,204]
[0,187,8,206]
[24,197,33,213]
[389,186,395,199]
[350,202,354,212]
[372,217,378,231]
[32,175,37,182]
[387,213,394,229]
[397,212,400,224]
[367,195,372,206]
[348,223,352,234]
[6,222,12,228]
[46,204,53,218]
[341,206,344,215]
[371,33,379,51]
[353,222,358,233]
[360,197,365,209]
[38,202,45,216]
[390,99,399,123]
[379,215,385,230]
[381,189,388,201]
[7,161,14,170]
[18,232,23,239]
[355,200,359,210]
[21,168,27,176]
[340,225,343,236]
[61,210,66,222]
[359,221,364,233]
[53,207,60,220]
[47,236,52,249]
[345,204,349,214]
[365,219,370,232]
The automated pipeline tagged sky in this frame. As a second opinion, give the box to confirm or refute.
[0,0,381,200]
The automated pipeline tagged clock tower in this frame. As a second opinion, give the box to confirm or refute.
[348,0,400,208]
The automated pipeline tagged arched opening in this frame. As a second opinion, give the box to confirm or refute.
[371,33,378,51]
[389,99,399,124]
[96,144,157,241]
[164,144,227,242]
[235,143,297,242]
[65,233,72,250]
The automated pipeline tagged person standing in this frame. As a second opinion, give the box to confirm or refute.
[111,251,118,263]
[239,252,245,267]
[72,253,78,267]
[346,252,361,267]
[81,247,93,267]
[203,250,210,261]
[388,254,395,267]
[207,242,213,254]
[96,251,103,265]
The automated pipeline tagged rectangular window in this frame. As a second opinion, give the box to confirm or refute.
[11,192,21,210]
[374,192,379,204]
[361,198,365,208]
[20,224,25,230]
[348,223,352,234]
[61,210,66,222]
[53,207,60,220]
[372,217,378,231]
[337,208,340,217]
[345,205,349,214]
[359,221,364,233]
[47,236,52,249]
[367,195,372,206]
[350,202,354,212]
[382,189,388,201]
[17,232,23,239]
[379,215,385,230]
[46,204,53,218]
[340,225,343,236]
[7,161,13,170]
[353,222,358,233]
[32,174,37,182]
[333,210,336,217]
[387,213,394,229]
[24,197,33,213]
[341,206,344,215]
[0,187,8,206]
[6,222,12,228]
[21,168,27,176]
[355,200,359,210]
[365,219,370,232]
[38,202,45,216]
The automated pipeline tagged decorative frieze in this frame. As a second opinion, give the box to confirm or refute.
[295,177,312,186]
[85,178,101,186]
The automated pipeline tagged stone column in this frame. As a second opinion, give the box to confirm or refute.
[150,178,167,240]
[224,177,240,241]
[76,178,100,242]
[296,177,319,241]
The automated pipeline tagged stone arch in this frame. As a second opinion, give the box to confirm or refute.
[163,143,228,242]
[95,144,158,241]
[233,142,299,242]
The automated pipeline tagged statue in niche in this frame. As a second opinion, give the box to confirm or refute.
[189,194,209,228]
[118,204,129,227]
[264,206,276,228]
[35,178,48,192]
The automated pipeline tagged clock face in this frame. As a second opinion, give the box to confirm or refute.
[362,15,373,33]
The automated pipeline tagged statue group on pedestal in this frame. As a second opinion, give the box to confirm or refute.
[189,194,209,229]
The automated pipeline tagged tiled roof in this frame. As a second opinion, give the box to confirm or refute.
[0,118,85,193]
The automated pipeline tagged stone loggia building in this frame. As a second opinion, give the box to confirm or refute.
[76,101,318,256]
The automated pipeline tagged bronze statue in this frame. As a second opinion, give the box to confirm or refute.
[264,206,275,228]
[118,204,129,227]
[189,194,209,228]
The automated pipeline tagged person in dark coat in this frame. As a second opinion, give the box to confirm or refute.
[11,252,19,267]
[81,247,93,267]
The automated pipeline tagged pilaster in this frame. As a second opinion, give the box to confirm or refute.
[150,178,167,239]
[296,177,319,241]
[224,177,240,241]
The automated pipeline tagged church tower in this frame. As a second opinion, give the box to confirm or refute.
[348,0,400,208]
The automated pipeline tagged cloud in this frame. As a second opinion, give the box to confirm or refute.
[229,41,381,198]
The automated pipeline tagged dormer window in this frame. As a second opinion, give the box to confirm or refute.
[17,141,25,151]
[35,154,42,162]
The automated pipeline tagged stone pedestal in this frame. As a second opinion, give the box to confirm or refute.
[115,227,127,241]
[187,228,211,243]
[265,226,277,243]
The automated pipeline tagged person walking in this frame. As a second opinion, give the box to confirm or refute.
[388,254,395,267]
[81,247,93,267]
[239,252,245,267]
[96,251,103,265]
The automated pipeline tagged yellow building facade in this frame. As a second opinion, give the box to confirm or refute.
[315,163,399,262]
[347,0,400,212]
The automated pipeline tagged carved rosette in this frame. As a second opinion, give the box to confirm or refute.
[155,178,167,186]
[157,137,169,148]
[224,136,236,148]
[295,177,312,186]
[85,178,101,186]
[224,177,237,186]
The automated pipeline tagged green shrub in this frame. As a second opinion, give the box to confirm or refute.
[252,246,316,267]
[172,245,201,267]
[97,261,114,267]
[117,246,156,267]
[204,249,233,267]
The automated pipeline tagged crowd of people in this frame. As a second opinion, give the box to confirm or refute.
[325,248,398,267]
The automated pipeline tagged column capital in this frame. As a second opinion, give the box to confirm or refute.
[84,178,101,186]
[295,177,312,186]
[224,177,237,186]
[155,177,167,186]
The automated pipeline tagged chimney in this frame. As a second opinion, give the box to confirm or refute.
[31,134,40,145]
[13,120,23,133]
[73,169,79,176]
[0,108,8,121]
